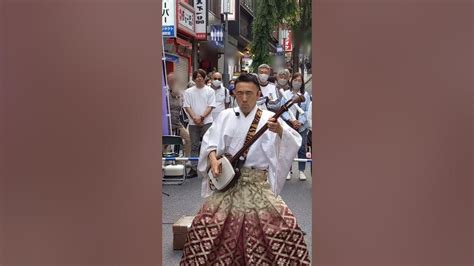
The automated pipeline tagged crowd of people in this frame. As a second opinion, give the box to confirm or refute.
[166,64,313,180]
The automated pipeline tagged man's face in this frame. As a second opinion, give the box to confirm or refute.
[234,81,260,115]
[257,67,271,83]
[194,73,205,87]
[258,67,270,75]
[211,72,222,87]
[212,72,222,81]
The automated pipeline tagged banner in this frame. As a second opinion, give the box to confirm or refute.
[177,2,195,37]
[194,0,207,40]
[162,0,176,37]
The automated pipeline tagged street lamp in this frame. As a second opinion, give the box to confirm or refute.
[222,0,231,87]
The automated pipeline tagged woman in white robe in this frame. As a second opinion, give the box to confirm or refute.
[180,74,311,265]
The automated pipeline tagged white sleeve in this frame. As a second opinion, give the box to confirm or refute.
[308,101,312,130]
[183,90,191,108]
[262,117,302,196]
[197,113,227,198]
[208,88,217,107]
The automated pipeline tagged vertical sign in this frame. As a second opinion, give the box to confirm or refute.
[221,0,236,21]
[284,30,293,51]
[210,25,224,48]
[194,0,207,40]
[162,0,176,37]
[177,2,195,37]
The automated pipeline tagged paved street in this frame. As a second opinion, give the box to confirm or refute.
[162,162,313,265]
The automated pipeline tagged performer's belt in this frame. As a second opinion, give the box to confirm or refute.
[239,168,268,182]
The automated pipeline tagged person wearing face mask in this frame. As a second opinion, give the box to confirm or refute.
[210,72,231,120]
[282,72,312,181]
[276,69,291,91]
[167,72,191,158]
[256,64,280,112]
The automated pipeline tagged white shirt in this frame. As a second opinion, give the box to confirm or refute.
[260,82,278,101]
[211,86,231,121]
[183,85,216,125]
[308,101,312,130]
[258,83,279,111]
[197,105,302,198]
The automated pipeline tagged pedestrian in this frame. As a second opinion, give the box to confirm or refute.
[275,69,291,92]
[210,71,231,120]
[228,78,236,95]
[167,72,191,157]
[256,64,280,112]
[183,69,216,178]
[180,73,310,265]
[282,72,311,181]
[307,99,312,175]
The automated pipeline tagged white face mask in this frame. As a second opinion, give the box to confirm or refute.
[258,74,269,83]
[292,81,302,91]
[277,79,288,86]
[212,80,222,87]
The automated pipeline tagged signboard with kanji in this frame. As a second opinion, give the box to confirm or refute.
[177,2,195,37]
[194,0,207,40]
[162,0,176,37]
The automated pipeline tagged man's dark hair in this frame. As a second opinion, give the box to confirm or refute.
[234,73,260,92]
[192,69,207,80]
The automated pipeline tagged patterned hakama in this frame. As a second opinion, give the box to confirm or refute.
[180,168,311,265]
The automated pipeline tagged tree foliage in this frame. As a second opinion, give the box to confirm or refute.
[291,0,312,72]
[250,0,298,71]
[249,0,312,72]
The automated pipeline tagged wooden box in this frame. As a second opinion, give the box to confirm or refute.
[172,216,195,250]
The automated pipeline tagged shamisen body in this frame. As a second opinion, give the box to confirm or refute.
[197,74,302,198]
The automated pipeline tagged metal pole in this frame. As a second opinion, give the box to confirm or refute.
[162,36,172,135]
[223,12,230,87]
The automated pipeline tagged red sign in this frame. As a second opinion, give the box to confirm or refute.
[284,30,292,52]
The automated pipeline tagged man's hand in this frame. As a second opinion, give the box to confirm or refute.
[193,116,204,126]
[267,118,283,138]
[208,151,222,177]
[290,119,301,129]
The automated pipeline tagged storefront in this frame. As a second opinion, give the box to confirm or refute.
[163,1,195,86]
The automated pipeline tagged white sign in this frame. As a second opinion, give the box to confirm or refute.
[162,0,176,37]
[178,3,194,34]
[221,0,236,21]
[194,0,207,40]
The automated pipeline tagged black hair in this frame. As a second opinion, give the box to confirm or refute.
[192,69,207,80]
[234,73,261,92]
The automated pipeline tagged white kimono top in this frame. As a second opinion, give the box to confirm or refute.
[197,105,302,198]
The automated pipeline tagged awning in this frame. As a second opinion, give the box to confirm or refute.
[164,53,180,63]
